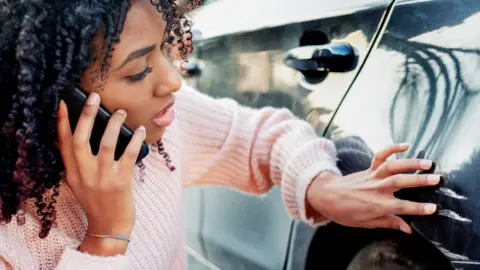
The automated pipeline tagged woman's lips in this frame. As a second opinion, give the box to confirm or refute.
[152,105,175,127]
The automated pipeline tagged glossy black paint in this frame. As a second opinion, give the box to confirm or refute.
[186,1,392,269]
[186,0,480,269]
[193,2,391,133]
[450,262,480,270]
[325,0,480,267]
[387,0,480,264]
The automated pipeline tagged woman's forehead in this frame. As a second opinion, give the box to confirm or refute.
[124,0,166,34]
[108,1,167,69]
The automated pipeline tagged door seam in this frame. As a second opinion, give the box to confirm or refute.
[323,0,398,137]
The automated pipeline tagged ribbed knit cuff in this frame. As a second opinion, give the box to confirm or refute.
[297,161,341,226]
[281,139,342,227]
[55,247,130,270]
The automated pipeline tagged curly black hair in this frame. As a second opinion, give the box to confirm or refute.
[0,0,201,238]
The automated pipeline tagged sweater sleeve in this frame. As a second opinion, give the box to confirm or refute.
[175,86,342,224]
[0,227,130,270]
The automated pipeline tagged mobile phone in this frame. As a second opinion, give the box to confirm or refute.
[61,85,149,164]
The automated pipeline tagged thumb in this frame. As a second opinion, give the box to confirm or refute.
[359,215,412,234]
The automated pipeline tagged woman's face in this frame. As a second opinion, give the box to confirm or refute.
[80,0,182,144]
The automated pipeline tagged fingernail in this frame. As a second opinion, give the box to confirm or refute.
[58,100,67,116]
[424,203,437,214]
[400,224,411,234]
[136,126,146,139]
[399,143,409,148]
[427,175,441,184]
[420,159,432,169]
[86,92,99,105]
[116,109,127,116]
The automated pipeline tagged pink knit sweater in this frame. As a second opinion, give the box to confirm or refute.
[0,85,341,269]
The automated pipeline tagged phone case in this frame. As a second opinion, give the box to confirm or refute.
[61,85,149,164]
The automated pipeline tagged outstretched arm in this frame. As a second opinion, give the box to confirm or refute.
[175,86,341,223]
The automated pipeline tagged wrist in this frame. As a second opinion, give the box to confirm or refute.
[307,171,338,202]
[305,171,339,219]
[79,234,129,256]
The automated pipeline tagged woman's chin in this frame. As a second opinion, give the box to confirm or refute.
[145,127,166,144]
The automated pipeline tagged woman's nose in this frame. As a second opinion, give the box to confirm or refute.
[153,62,182,97]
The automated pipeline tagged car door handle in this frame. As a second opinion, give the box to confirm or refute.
[284,43,358,73]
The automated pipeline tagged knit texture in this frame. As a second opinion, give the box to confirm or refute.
[333,135,374,176]
[0,85,341,269]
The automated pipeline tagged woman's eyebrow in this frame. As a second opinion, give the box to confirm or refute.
[115,44,156,70]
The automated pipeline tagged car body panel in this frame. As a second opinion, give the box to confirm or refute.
[325,0,480,266]
[190,0,391,40]
[185,0,392,269]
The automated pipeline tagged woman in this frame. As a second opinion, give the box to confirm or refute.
[0,0,441,269]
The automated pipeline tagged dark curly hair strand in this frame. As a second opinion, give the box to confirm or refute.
[0,0,201,238]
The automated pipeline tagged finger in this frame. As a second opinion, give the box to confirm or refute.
[71,92,100,157]
[370,143,409,170]
[386,199,437,216]
[119,126,146,169]
[382,174,441,191]
[97,109,128,165]
[56,100,77,175]
[375,159,433,178]
[359,215,412,234]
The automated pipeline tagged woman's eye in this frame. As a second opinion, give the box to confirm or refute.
[126,66,153,82]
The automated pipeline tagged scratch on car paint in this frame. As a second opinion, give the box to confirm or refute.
[432,241,470,261]
[437,188,467,200]
[437,209,472,223]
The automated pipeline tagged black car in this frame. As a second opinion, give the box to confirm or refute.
[184,0,480,269]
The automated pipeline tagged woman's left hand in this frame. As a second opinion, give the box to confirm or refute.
[306,143,440,234]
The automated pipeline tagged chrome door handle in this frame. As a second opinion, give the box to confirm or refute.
[284,42,358,73]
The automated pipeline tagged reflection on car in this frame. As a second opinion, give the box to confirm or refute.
[184,0,480,269]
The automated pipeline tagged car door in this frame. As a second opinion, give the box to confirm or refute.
[184,0,392,269]
[325,0,480,268]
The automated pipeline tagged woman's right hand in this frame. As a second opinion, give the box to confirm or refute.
[56,92,146,255]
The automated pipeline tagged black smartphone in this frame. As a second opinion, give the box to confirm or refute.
[61,85,149,164]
